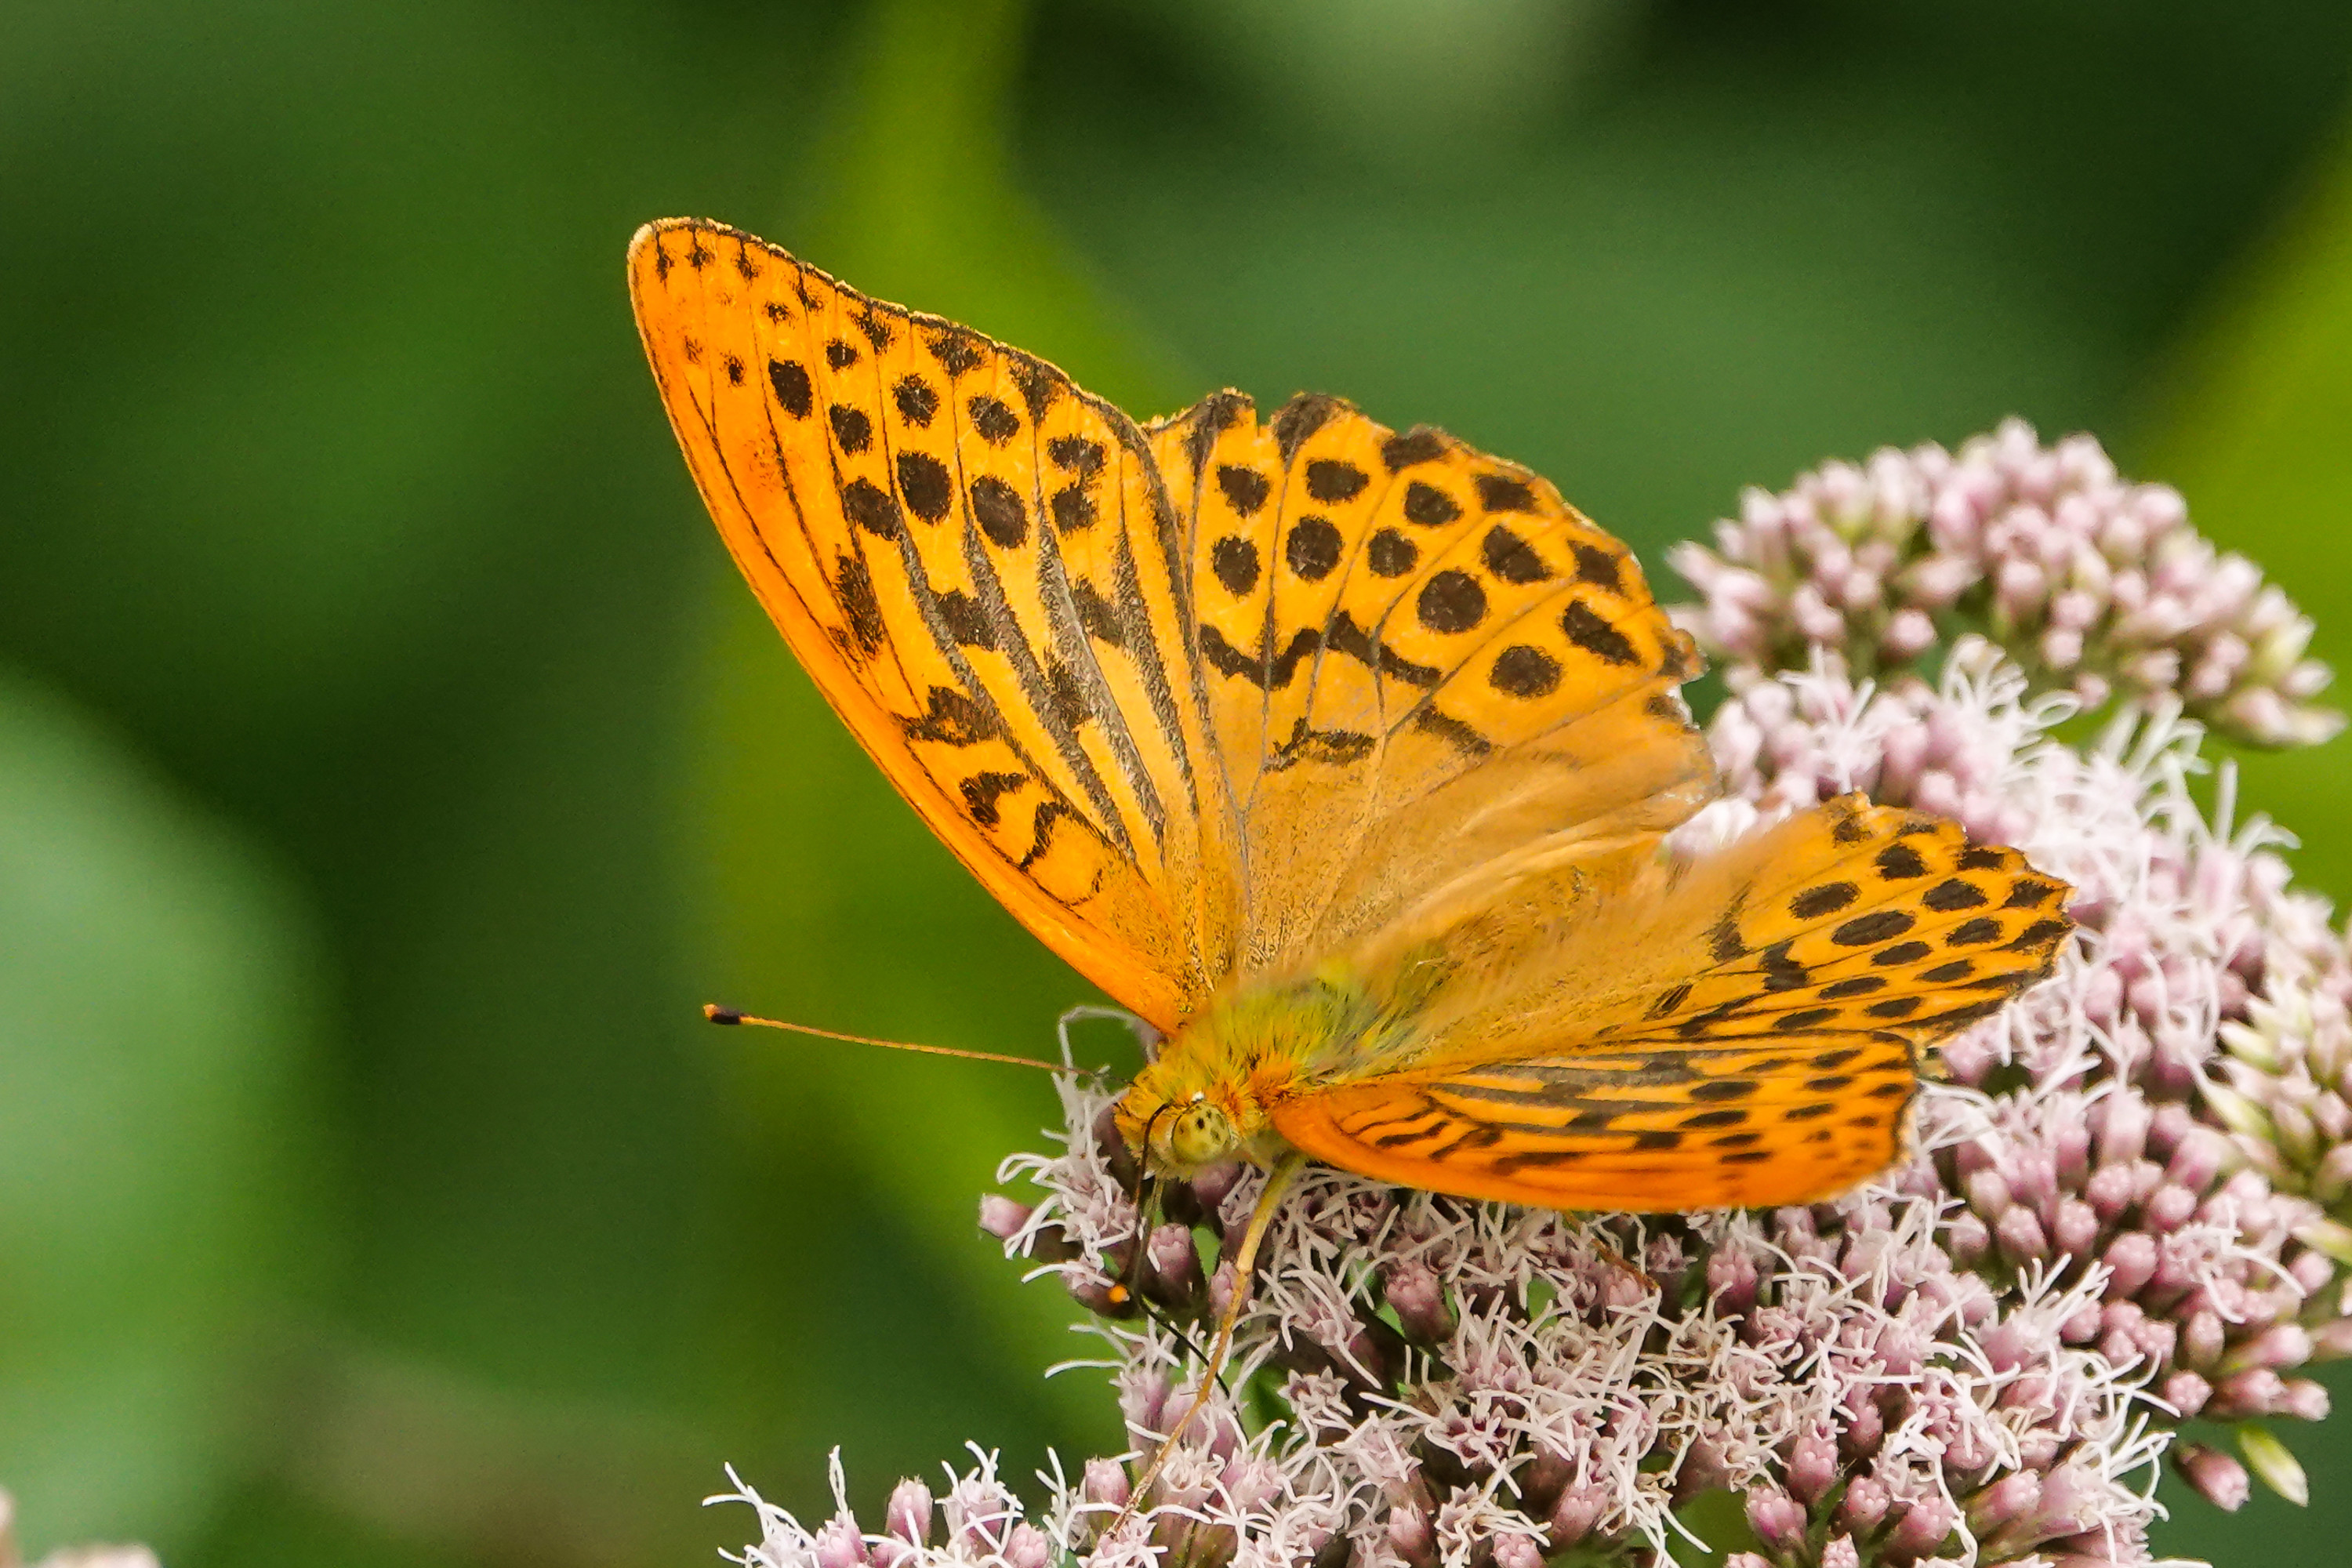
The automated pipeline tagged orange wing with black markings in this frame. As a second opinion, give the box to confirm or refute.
[1269,795,2072,1211]
[1144,393,1716,972]
[628,220,1238,1032]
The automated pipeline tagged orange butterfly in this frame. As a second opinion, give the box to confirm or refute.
[627,217,2070,1482]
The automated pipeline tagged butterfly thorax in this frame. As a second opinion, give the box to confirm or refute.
[1114,969,1420,1177]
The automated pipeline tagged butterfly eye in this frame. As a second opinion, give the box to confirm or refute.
[1167,1102,1238,1168]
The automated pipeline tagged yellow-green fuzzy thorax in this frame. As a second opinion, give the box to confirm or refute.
[1114,967,1419,1176]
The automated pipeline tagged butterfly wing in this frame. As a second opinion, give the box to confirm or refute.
[630,221,1238,1031]
[1269,796,2072,1210]
[1145,394,1715,974]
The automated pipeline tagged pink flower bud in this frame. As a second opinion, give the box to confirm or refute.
[2223,1323,2312,1374]
[1384,1259,1457,1342]
[2183,1310,2226,1371]
[2174,1443,2250,1511]
[1745,1487,1807,1551]
[1145,1223,1202,1301]
[1492,1535,1544,1568]
[885,1479,935,1548]
[1082,1457,1131,1510]
[1882,1493,1956,1559]
[1820,1534,1860,1568]
[815,1519,872,1568]
[1788,1423,1840,1504]
[1549,1484,1606,1548]
[1387,1504,1436,1566]
[1969,1471,2042,1535]
[2053,1198,2100,1259]
[1707,1243,1761,1315]
[2101,1231,2158,1298]
[1885,608,1937,660]
[1995,1205,2050,1265]
[2281,1377,2332,1421]
[1003,1525,1052,1568]
[1838,1475,1890,1534]
[2161,1370,2212,1418]
[977,1195,1033,1242]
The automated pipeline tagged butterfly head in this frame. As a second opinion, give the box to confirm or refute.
[1114,971,1391,1176]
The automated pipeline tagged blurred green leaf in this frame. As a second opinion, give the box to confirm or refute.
[0,668,326,1555]
[2144,131,2352,902]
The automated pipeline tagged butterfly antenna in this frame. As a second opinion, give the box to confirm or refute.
[1102,1153,1305,1546]
[703,1004,1086,1073]
[1108,1175,1213,1365]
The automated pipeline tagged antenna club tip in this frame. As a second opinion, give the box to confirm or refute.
[704,1004,744,1025]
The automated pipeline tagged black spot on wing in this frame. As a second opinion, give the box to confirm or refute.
[1212,536,1261,596]
[1368,528,1418,576]
[1481,524,1551,584]
[1381,426,1448,470]
[936,588,994,649]
[960,770,1026,827]
[967,394,1020,445]
[1182,391,1250,473]
[1051,485,1098,533]
[1403,481,1461,528]
[1199,623,1261,684]
[1010,360,1061,421]
[1218,464,1272,517]
[768,360,813,418]
[835,553,885,655]
[1417,571,1487,633]
[1050,435,1107,477]
[840,478,902,539]
[1412,706,1492,759]
[1834,910,1917,946]
[829,404,873,454]
[1475,474,1537,513]
[902,685,999,746]
[927,330,984,377]
[1271,394,1342,463]
[896,452,953,521]
[1489,644,1561,699]
[1305,459,1369,503]
[1877,843,1928,880]
[970,476,1028,547]
[1572,543,1622,592]
[893,375,939,426]
[1789,883,1859,919]
[1560,601,1639,666]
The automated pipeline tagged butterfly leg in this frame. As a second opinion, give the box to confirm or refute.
[1576,1218,1658,1296]
[1104,1152,1306,1546]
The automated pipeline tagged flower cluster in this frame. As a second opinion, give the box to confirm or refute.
[719,426,2352,1568]
[1668,419,2340,748]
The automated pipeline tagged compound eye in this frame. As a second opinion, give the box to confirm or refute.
[1167,1103,1235,1167]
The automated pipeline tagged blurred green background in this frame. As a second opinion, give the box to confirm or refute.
[5,1,2352,1563]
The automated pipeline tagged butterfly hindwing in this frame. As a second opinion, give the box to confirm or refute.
[629,220,1237,1030]
[1270,795,2073,1210]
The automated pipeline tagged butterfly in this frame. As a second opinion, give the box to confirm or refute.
[627,216,2071,1486]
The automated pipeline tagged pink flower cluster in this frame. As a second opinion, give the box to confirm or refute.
[718,427,2352,1568]
[1669,419,2340,748]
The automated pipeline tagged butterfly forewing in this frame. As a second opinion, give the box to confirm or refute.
[630,220,1236,1030]
[1147,393,1716,973]
[1270,796,2072,1210]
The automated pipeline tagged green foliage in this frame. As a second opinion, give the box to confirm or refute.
[0,673,324,1555]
